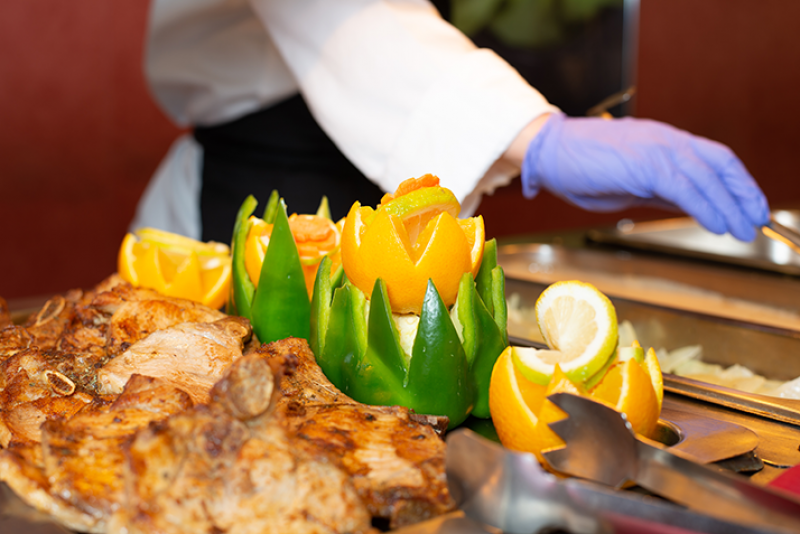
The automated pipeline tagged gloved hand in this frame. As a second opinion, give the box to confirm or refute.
[521,113,770,242]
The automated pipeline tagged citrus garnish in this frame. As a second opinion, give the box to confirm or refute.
[457,217,486,277]
[530,365,587,460]
[489,281,664,461]
[584,339,644,389]
[244,217,273,287]
[341,176,484,314]
[590,357,660,438]
[489,346,546,454]
[244,213,342,297]
[117,228,231,309]
[378,175,461,243]
[533,280,618,383]
[642,347,664,412]
[509,346,567,386]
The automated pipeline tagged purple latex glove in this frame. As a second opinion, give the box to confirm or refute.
[521,113,770,242]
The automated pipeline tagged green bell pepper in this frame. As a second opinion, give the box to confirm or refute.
[229,192,310,344]
[311,238,508,428]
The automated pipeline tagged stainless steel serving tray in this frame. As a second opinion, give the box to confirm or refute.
[499,243,800,380]
[500,243,800,483]
[586,210,800,276]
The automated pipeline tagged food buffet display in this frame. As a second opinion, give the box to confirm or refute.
[2,176,800,533]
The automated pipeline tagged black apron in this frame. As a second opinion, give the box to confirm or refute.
[194,94,385,243]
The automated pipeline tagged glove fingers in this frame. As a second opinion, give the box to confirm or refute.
[689,137,771,227]
[665,149,757,241]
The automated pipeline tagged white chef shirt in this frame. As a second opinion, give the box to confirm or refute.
[131,0,559,239]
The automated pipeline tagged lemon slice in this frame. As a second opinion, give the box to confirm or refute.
[520,281,618,384]
[510,346,568,386]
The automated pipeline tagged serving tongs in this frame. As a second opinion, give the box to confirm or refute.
[763,215,800,255]
[541,393,800,533]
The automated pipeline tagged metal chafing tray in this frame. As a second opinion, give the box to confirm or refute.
[586,210,800,276]
[499,242,800,378]
[499,243,800,482]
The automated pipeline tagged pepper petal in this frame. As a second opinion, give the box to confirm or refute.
[251,202,310,343]
[230,195,258,319]
[343,279,411,406]
[475,238,499,318]
[310,256,334,358]
[408,280,474,428]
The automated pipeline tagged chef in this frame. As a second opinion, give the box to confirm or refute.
[130,0,769,244]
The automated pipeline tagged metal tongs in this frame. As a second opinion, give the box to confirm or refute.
[763,215,800,255]
[542,393,800,533]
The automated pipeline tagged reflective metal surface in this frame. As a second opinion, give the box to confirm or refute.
[765,216,800,256]
[542,393,800,533]
[586,211,800,276]
[500,244,800,380]
[445,430,792,534]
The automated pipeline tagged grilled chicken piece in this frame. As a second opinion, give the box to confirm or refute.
[108,353,374,534]
[0,375,193,534]
[0,347,95,446]
[251,336,353,405]
[97,316,250,404]
[254,338,457,528]
[1,278,244,446]
[284,402,454,528]
[92,284,226,356]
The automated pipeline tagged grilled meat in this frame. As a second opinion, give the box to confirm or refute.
[0,346,95,446]
[108,353,374,534]
[0,280,454,532]
[92,283,226,357]
[0,374,193,533]
[0,279,250,446]
[97,316,250,404]
[254,338,457,528]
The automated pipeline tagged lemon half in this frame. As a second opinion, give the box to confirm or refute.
[514,281,618,385]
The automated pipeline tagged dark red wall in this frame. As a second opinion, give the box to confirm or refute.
[0,1,181,301]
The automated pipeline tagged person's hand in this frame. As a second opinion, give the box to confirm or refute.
[520,113,770,242]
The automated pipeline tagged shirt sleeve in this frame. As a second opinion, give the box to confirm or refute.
[248,0,559,214]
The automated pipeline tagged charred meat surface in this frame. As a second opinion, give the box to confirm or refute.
[0,279,454,533]
[108,353,374,534]
[0,375,193,534]
[0,279,250,446]
[97,316,250,404]
[254,338,457,528]
[93,284,226,357]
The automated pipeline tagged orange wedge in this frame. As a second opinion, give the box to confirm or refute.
[489,346,547,453]
[590,357,660,438]
[117,228,231,309]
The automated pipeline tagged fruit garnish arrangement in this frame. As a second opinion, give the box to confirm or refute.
[118,174,663,448]
[490,280,663,462]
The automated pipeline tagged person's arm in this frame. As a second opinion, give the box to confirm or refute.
[507,113,770,242]
[248,0,557,214]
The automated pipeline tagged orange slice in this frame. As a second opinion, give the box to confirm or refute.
[117,228,231,309]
